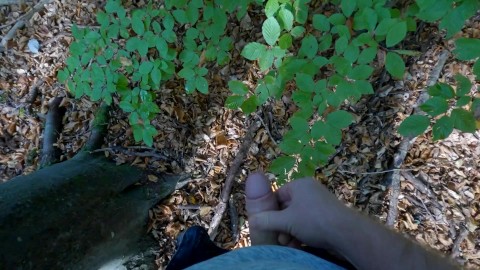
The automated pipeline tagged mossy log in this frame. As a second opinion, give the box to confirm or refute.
[0,152,183,270]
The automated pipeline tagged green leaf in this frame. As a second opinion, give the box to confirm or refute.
[278,8,294,31]
[258,49,275,71]
[312,14,330,32]
[385,52,405,79]
[439,0,479,38]
[172,9,188,24]
[139,61,153,75]
[119,101,135,112]
[269,156,296,175]
[341,0,357,17]
[375,18,396,36]
[225,95,245,109]
[357,46,377,64]
[241,95,257,114]
[473,59,480,80]
[132,11,145,35]
[96,11,109,26]
[392,50,421,56]
[398,115,430,137]
[348,65,374,80]
[195,76,208,94]
[386,21,407,47]
[178,67,195,80]
[335,36,349,54]
[57,69,69,82]
[428,83,455,99]
[291,26,306,38]
[228,80,249,95]
[451,108,476,132]
[279,33,293,49]
[344,44,360,63]
[326,110,354,129]
[432,116,454,140]
[455,74,472,97]
[241,42,267,60]
[420,97,449,117]
[456,96,471,107]
[454,38,480,60]
[299,35,318,59]
[142,124,157,147]
[295,73,315,92]
[262,17,281,46]
[265,0,279,17]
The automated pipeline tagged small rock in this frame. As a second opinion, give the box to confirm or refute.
[28,39,40,54]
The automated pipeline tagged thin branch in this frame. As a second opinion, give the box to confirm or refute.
[339,168,415,175]
[254,112,277,146]
[208,120,260,239]
[0,0,52,52]
[25,78,44,113]
[83,104,109,151]
[91,146,171,161]
[451,226,469,260]
[385,50,449,227]
[229,195,239,243]
[39,97,65,168]
[0,0,28,6]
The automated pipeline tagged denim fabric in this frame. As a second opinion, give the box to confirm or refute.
[187,245,347,270]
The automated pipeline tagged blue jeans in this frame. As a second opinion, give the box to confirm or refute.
[166,226,352,270]
[187,245,347,270]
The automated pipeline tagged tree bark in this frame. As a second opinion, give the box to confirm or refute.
[0,152,184,270]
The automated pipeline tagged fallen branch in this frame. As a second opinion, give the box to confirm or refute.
[208,120,260,239]
[229,195,239,243]
[39,97,65,168]
[451,226,469,260]
[25,78,44,113]
[0,0,25,6]
[0,0,51,53]
[91,146,171,161]
[385,50,449,227]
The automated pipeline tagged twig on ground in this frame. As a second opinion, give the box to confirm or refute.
[339,168,416,175]
[25,78,44,113]
[39,97,65,168]
[0,0,29,6]
[81,104,109,151]
[0,0,51,52]
[91,146,171,161]
[208,120,260,240]
[385,50,449,227]
[229,195,239,243]
[254,112,277,146]
[451,226,469,260]
[400,170,432,196]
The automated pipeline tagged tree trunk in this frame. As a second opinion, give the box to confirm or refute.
[0,152,183,270]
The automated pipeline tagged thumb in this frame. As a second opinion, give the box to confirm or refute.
[249,209,292,234]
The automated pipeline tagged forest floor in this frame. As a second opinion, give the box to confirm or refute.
[1,1,479,269]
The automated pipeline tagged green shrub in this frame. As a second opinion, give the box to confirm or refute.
[58,0,480,182]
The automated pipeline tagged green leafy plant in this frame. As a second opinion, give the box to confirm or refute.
[229,0,480,181]
[57,0,255,146]
[58,0,480,183]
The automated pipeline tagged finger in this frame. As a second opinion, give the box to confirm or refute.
[249,210,291,234]
[274,183,293,205]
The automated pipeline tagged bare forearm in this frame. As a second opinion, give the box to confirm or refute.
[323,208,459,270]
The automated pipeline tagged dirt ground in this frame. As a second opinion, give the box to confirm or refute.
[1,1,479,269]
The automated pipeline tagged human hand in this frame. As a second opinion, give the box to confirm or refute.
[247,174,350,249]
